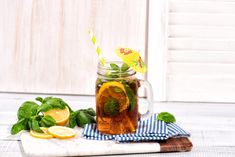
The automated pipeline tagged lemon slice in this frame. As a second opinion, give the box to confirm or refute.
[97,81,129,113]
[48,126,76,139]
[30,127,53,139]
[44,106,70,126]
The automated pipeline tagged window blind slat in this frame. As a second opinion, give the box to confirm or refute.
[169,13,235,26]
[170,0,235,13]
[168,38,235,51]
[168,50,235,63]
[168,75,235,102]
[168,63,235,75]
[169,26,235,38]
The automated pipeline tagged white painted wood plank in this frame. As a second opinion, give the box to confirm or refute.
[0,141,23,154]
[170,0,235,13]
[0,95,95,113]
[168,50,235,63]
[171,0,235,3]
[168,63,235,75]
[169,13,235,26]
[168,38,235,51]
[148,0,168,101]
[0,0,147,95]
[156,102,235,117]
[167,75,235,102]
[169,26,235,39]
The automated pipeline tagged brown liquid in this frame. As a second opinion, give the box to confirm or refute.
[96,78,139,135]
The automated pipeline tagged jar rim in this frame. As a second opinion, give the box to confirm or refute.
[97,60,136,77]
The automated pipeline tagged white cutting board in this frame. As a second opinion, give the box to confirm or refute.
[21,127,161,157]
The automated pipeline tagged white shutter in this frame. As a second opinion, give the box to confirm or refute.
[148,0,235,102]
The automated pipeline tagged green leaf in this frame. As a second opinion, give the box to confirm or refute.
[45,98,66,109]
[17,101,39,120]
[82,108,96,116]
[40,115,56,127]
[35,97,43,103]
[76,111,96,128]
[157,112,176,123]
[28,120,32,130]
[31,119,43,133]
[114,87,122,93]
[37,103,52,113]
[124,84,136,112]
[68,111,79,128]
[11,118,28,135]
[103,99,119,117]
[96,78,103,86]
[42,96,53,103]
[110,63,120,71]
[37,97,67,112]
[121,63,130,72]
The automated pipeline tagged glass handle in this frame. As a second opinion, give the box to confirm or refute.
[138,79,154,120]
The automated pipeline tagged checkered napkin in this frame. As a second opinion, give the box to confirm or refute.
[83,114,190,142]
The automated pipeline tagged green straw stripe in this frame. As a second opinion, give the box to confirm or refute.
[101,58,105,65]
[91,36,96,44]
[96,47,101,55]
[88,30,105,65]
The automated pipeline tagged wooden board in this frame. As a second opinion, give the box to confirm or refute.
[160,137,193,152]
[20,129,192,156]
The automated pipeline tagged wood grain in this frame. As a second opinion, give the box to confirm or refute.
[0,0,147,95]
[160,137,193,152]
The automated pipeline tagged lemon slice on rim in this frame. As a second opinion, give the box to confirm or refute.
[30,127,53,139]
[44,106,70,126]
[48,126,76,139]
[97,81,129,114]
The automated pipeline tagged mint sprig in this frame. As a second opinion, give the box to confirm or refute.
[11,97,96,135]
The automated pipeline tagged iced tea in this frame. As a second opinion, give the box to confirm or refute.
[96,61,140,134]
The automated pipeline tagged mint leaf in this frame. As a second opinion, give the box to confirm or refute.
[17,101,39,120]
[31,119,43,133]
[37,97,67,112]
[11,118,28,135]
[114,87,122,93]
[76,111,96,127]
[110,63,120,71]
[123,84,136,112]
[37,103,52,113]
[121,63,130,72]
[103,99,119,116]
[42,96,53,103]
[35,97,43,103]
[68,111,79,128]
[81,108,96,116]
[40,115,56,127]
[45,98,66,109]
[157,112,176,123]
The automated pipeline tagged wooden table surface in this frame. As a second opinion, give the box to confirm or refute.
[1,93,235,157]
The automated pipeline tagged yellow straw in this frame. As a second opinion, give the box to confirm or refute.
[88,30,105,65]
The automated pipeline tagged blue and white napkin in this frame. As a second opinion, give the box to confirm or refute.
[83,114,190,142]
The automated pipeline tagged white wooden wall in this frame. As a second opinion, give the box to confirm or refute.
[0,0,147,95]
[149,0,235,102]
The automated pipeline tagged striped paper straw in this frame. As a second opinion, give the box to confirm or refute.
[88,30,105,65]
